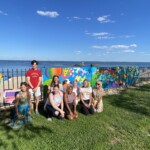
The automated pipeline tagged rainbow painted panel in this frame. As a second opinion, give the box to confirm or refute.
[43,67,92,86]
[42,66,140,89]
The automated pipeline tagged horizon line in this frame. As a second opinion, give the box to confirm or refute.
[0,59,150,63]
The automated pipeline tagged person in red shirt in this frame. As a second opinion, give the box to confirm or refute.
[26,60,42,114]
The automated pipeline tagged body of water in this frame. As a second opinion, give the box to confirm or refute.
[0,60,150,70]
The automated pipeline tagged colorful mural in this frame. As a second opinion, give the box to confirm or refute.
[43,67,93,87]
[43,66,140,89]
[92,66,140,88]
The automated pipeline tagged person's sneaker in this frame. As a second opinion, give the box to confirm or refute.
[4,118,11,124]
[57,116,64,120]
[35,110,39,115]
[47,118,52,121]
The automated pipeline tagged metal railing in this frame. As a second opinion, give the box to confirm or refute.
[0,69,44,107]
[139,67,150,82]
[0,69,27,89]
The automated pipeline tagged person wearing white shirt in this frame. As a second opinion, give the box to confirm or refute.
[79,79,95,115]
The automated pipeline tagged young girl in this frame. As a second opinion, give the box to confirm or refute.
[64,85,78,120]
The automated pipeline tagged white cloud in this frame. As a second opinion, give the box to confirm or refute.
[92,32,109,36]
[92,44,137,53]
[85,17,91,20]
[86,31,135,40]
[120,35,135,38]
[73,16,81,20]
[0,10,8,16]
[67,16,91,21]
[97,36,115,39]
[97,15,115,23]
[92,45,109,49]
[85,31,90,35]
[111,45,128,49]
[123,50,135,53]
[85,31,115,40]
[37,10,59,18]
[130,44,137,47]
[111,44,137,49]
[74,50,81,55]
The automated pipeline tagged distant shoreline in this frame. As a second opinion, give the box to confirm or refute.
[0,59,150,63]
[0,60,150,71]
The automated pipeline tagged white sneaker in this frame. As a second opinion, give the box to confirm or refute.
[94,108,97,112]
[47,118,52,121]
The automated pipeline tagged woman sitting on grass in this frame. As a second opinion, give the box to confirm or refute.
[79,79,95,115]
[15,82,32,122]
[92,81,104,112]
[7,82,32,129]
[64,85,78,120]
[45,85,65,120]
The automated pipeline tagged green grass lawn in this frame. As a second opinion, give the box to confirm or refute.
[0,84,150,150]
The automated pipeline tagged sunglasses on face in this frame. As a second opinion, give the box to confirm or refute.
[96,83,100,85]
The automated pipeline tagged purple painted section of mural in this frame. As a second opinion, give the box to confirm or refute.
[42,66,140,89]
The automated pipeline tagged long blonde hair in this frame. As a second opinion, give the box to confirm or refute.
[95,81,102,89]
[93,81,103,97]
[93,80,102,98]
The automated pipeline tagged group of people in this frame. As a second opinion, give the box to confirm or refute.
[14,60,104,125]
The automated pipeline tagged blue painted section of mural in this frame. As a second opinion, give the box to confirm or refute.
[93,66,140,88]
[43,66,140,89]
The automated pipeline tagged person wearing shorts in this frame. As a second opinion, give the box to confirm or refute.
[26,60,42,114]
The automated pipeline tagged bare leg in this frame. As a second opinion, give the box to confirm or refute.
[35,96,39,112]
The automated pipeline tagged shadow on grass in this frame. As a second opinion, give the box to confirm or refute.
[107,85,150,116]
[0,121,53,149]
[38,102,48,118]
[135,84,150,92]
[0,101,52,149]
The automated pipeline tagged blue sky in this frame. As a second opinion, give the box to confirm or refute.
[0,0,150,62]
